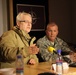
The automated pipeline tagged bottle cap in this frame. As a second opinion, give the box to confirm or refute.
[57,49,61,54]
[17,55,22,58]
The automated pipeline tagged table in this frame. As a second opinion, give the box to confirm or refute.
[24,62,76,75]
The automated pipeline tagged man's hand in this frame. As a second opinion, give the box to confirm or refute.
[28,59,36,65]
[28,44,39,55]
[70,52,76,62]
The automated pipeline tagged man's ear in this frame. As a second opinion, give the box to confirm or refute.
[57,30,59,35]
[17,21,20,27]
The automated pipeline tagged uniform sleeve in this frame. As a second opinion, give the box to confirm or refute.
[57,38,73,54]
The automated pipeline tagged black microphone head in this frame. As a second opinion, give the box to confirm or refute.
[53,50,57,54]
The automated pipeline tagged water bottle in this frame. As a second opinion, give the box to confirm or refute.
[16,54,24,75]
[56,49,63,75]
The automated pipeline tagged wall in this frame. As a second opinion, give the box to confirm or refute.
[0,0,8,36]
[72,0,76,44]
[48,0,73,44]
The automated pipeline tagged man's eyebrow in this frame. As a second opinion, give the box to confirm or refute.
[19,21,25,22]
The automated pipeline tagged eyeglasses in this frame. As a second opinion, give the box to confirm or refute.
[19,20,32,24]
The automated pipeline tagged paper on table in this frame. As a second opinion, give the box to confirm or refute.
[0,68,15,75]
[52,62,69,72]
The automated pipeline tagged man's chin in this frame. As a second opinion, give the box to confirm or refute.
[49,38,55,42]
[26,30,31,33]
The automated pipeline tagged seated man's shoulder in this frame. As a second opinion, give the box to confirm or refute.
[4,30,15,34]
[37,36,46,42]
[1,30,16,38]
[56,37,64,42]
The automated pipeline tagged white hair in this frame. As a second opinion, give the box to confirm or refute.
[16,12,32,22]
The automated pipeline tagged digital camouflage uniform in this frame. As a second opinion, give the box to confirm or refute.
[36,36,72,63]
[0,26,38,68]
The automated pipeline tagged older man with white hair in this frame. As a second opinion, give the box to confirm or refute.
[0,12,39,68]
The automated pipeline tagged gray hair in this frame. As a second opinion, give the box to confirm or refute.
[16,12,32,22]
[46,22,58,30]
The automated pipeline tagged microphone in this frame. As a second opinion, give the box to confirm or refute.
[48,47,57,54]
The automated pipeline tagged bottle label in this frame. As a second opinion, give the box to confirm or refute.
[16,68,24,73]
[56,62,63,75]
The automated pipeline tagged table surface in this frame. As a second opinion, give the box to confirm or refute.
[24,62,76,75]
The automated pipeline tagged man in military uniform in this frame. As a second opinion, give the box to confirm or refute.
[37,22,76,63]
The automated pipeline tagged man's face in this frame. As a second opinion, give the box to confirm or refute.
[17,15,32,33]
[46,25,58,42]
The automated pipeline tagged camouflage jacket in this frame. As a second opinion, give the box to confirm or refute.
[36,36,72,62]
